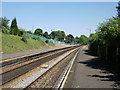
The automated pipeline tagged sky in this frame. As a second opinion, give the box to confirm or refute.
[2,2,118,37]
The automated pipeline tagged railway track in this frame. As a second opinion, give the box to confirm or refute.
[25,47,80,89]
[1,46,77,67]
[1,45,79,87]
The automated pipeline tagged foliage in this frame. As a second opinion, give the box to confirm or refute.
[32,37,40,40]
[45,40,49,43]
[116,1,120,17]
[10,18,19,35]
[65,34,74,43]
[21,34,27,43]
[79,35,89,45]
[89,2,120,74]
[43,32,50,39]
[75,36,80,43]
[34,28,43,36]
[0,17,10,34]
[89,33,100,52]
[0,17,9,28]
[0,26,9,34]
[26,31,33,34]
[89,17,120,74]
[50,31,66,41]
[90,17,120,49]
[18,31,32,36]
[18,31,24,36]
[96,18,120,46]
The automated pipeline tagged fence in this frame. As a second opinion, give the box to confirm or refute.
[25,33,71,45]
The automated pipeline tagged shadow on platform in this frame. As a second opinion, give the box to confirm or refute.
[78,49,120,88]
[83,50,97,56]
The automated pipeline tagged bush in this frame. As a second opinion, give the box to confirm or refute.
[1,26,9,34]
[45,40,49,43]
[21,35,27,43]
[32,37,39,40]
[18,31,24,36]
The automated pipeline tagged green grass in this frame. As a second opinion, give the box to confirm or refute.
[2,33,55,53]
[0,32,2,53]
[47,42,55,46]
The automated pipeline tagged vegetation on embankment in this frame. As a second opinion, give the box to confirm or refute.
[2,33,55,53]
[0,17,89,45]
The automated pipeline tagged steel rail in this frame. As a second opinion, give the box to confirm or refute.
[53,48,80,89]
[1,46,79,85]
[24,47,80,89]
[1,47,74,75]
[1,46,79,68]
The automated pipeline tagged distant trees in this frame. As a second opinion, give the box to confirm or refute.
[0,17,89,45]
[34,28,43,36]
[117,1,120,17]
[26,31,33,34]
[75,36,80,43]
[10,18,19,35]
[0,17,32,37]
[65,34,74,43]
[0,17,10,34]
[79,35,89,45]
[0,17,9,28]
[50,31,65,41]
[43,32,50,39]
[67,35,89,45]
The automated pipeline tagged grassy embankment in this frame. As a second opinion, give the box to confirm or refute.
[1,33,55,53]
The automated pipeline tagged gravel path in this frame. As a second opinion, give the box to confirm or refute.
[2,46,68,60]
[64,45,119,89]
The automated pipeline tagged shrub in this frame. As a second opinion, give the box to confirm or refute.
[21,35,27,43]
[45,40,49,43]
[32,37,39,40]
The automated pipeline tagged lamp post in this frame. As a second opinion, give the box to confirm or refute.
[32,25,34,33]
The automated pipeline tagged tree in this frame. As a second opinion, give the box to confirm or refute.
[50,31,66,41]
[43,32,50,39]
[117,1,120,17]
[0,17,10,33]
[89,2,120,75]
[75,36,80,43]
[34,28,43,36]
[79,35,89,45]
[50,31,56,39]
[26,31,33,34]
[0,17,9,28]
[10,18,19,35]
[96,18,120,45]
[90,17,120,67]
[65,34,74,43]
[89,33,100,52]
